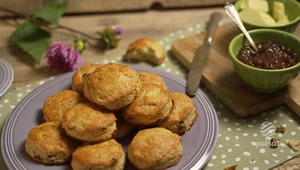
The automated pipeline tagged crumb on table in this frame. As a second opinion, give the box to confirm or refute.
[276,125,285,133]
[270,138,280,149]
[224,164,238,170]
[287,139,300,152]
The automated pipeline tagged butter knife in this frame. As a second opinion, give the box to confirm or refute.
[186,12,222,96]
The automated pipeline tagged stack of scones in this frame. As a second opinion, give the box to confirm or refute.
[25,63,198,170]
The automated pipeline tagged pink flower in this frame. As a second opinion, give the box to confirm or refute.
[45,42,83,72]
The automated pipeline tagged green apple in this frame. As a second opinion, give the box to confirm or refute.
[239,8,277,26]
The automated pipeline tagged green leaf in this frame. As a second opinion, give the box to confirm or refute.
[33,0,67,25]
[11,19,51,64]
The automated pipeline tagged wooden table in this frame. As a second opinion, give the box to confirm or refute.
[1,7,230,87]
[0,2,299,169]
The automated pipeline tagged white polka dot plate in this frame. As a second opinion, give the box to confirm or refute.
[1,65,218,170]
[0,58,14,97]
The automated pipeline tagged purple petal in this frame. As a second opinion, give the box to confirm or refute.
[45,41,83,73]
[114,27,124,36]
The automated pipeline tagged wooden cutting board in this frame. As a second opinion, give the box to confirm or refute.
[171,22,300,117]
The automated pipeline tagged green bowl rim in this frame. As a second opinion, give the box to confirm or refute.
[229,29,300,73]
[234,0,300,28]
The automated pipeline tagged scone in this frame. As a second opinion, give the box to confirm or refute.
[127,127,182,170]
[42,90,85,123]
[83,63,141,110]
[62,102,117,143]
[157,92,197,135]
[72,64,102,93]
[25,122,78,164]
[124,38,165,65]
[71,139,126,170]
[139,72,167,90]
[113,113,136,139]
[122,84,172,126]
[82,74,94,103]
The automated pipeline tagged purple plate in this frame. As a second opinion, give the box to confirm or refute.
[0,58,14,97]
[1,65,218,170]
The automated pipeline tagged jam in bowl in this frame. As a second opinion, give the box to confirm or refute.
[237,40,298,70]
[229,29,300,93]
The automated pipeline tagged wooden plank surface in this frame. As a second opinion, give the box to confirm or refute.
[171,22,300,117]
[0,5,299,169]
[0,7,227,87]
[0,0,235,17]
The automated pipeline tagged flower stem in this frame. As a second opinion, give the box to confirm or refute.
[55,25,100,40]
[0,6,101,41]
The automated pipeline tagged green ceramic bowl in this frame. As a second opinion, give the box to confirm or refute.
[229,29,300,93]
[234,0,300,33]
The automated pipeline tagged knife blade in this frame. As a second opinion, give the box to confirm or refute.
[186,12,222,96]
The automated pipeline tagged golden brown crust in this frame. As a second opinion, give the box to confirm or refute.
[139,72,167,90]
[25,122,78,165]
[127,127,182,170]
[72,64,102,93]
[83,63,141,110]
[122,84,172,126]
[71,139,126,170]
[157,92,198,135]
[42,90,85,123]
[113,113,136,139]
[124,38,165,65]
[62,102,117,143]
[82,73,94,102]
